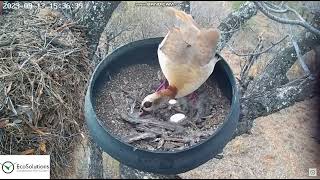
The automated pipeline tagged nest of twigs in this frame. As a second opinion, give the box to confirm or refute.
[95,64,230,152]
[0,8,92,177]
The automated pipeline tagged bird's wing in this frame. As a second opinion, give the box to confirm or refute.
[160,8,220,66]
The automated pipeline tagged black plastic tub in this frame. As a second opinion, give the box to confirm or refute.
[84,37,240,175]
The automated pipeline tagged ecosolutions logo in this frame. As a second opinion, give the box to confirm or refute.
[1,161,15,174]
[0,155,50,179]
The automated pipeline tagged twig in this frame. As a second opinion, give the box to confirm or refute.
[283,13,311,75]
[172,106,186,114]
[279,1,284,7]
[19,52,41,69]
[121,89,142,104]
[129,99,136,114]
[120,113,185,132]
[201,115,214,119]
[291,40,310,75]
[284,4,309,22]
[64,48,81,56]
[40,30,62,49]
[220,28,240,34]
[27,76,35,111]
[162,136,192,144]
[55,22,77,33]
[0,38,18,47]
[240,35,264,81]
[43,31,47,48]
[7,97,17,116]
[226,35,288,56]
[214,154,224,159]
[135,125,163,135]
[157,138,165,149]
[254,1,320,36]
[261,2,288,13]
[106,25,134,42]
[125,132,157,143]
[109,94,115,105]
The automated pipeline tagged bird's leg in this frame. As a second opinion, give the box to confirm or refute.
[155,70,168,92]
[187,92,198,105]
[155,79,169,92]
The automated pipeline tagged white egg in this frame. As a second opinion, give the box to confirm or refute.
[170,113,186,123]
[168,99,177,105]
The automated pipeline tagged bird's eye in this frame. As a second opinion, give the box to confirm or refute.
[143,101,152,108]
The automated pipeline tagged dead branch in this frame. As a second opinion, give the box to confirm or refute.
[236,75,317,136]
[284,13,311,75]
[260,2,288,13]
[217,1,258,52]
[220,28,241,34]
[107,24,136,42]
[135,125,163,136]
[120,113,185,133]
[254,1,320,36]
[74,1,121,62]
[244,30,320,97]
[125,132,157,143]
[240,36,264,90]
[157,138,165,149]
[291,38,311,75]
[162,136,193,144]
[233,6,320,137]
[226,35,288,56]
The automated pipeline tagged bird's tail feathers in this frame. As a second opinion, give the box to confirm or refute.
[164,7,196,26]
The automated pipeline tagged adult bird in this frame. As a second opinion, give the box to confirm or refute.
[140,7,220,114]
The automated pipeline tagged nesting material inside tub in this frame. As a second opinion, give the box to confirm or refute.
[94,63,230,152]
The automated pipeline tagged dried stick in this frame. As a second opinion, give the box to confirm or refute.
[254,1,320,36]
[125,132,157,143]
[120,113,185,132]
[283,13,311,75]
[226,35,288,56]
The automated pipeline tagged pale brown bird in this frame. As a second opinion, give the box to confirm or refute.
[140,7,220,114]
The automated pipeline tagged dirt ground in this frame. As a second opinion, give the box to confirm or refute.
[179,96,320,179]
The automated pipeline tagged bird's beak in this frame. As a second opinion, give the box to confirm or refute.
[139,108,149,117]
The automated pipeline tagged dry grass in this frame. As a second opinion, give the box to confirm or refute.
[0,7,92,178]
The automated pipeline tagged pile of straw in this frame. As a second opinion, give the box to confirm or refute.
[0,7,92,177]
